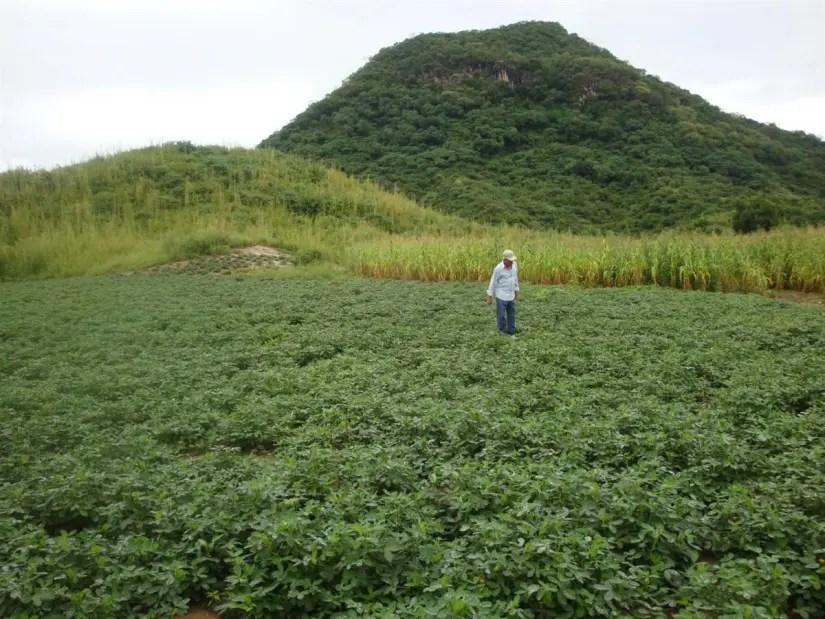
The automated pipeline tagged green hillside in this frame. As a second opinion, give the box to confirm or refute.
[0,142,472,279]
[260,21,825,233]
[2,142,825,293]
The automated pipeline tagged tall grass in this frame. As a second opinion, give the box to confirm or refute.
[0,143,470,280]
[349,228,825,293]
[2,143,824,293]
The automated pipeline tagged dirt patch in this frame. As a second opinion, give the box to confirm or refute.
[139,246,292,275]
[233,244,287,258]
[769,291,825,308]
[175,606,219,619]
[699,549,716,564]
[156,259,191,271]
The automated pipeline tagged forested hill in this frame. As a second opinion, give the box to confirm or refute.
[260,21,825,233]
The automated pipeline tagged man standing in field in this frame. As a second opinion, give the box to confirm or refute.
[486,249,519,335]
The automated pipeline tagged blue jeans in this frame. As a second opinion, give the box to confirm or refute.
[496,298,516,335]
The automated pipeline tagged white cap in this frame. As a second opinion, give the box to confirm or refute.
[502,249,517,262]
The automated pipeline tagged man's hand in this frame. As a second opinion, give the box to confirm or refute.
[514,292,519,301]
[485,295,492,305]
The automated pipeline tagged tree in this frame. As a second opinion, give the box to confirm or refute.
[732,199,781,233]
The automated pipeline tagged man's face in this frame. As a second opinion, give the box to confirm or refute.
[503,259,513,268]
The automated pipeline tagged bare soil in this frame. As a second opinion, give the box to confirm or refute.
[233,244,288,258]
[139,245,292,275]
[769,291,825,308]
[155,259,191,271]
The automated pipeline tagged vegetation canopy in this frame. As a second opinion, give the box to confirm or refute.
[261,21,825,233]
[1,143,824,292]
[1,277,824,617]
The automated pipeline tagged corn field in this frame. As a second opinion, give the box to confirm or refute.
[350,228,825,293]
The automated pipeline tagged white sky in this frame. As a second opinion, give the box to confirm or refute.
[1,0,823,171]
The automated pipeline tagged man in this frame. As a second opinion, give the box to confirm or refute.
[486,249,519,335]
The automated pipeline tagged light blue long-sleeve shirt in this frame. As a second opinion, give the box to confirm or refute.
[487,262,519,301]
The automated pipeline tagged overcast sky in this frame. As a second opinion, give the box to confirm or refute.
[1,0,823,171]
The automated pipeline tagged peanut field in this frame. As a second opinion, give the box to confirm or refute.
[1,275,824,618]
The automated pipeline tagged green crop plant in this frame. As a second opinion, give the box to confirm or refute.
[1,275,824,617]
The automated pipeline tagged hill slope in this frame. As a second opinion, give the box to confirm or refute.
[0,142,470,279]
[2,142,824,294]
[260,21,825,233]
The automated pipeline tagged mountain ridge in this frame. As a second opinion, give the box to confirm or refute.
[260,20,825,233]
